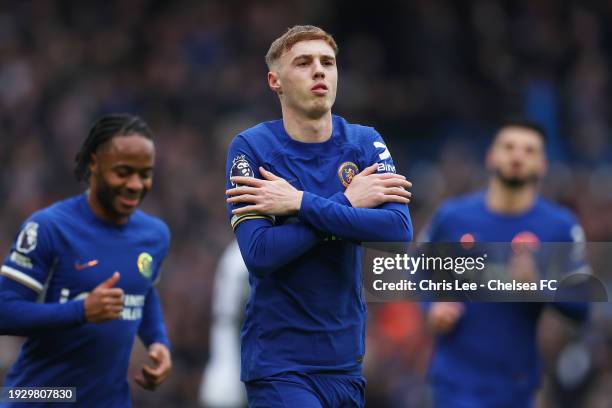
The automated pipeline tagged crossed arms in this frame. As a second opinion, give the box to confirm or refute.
[226,163,414,277]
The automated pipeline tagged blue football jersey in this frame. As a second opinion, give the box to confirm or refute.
[226,115,412,381]
[422,191,587,406]
[0,193,170,408]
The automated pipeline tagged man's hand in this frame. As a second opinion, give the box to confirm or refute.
[84,272,124,323]
[135,342,172,391]
[344,163,412,208]
[226,167,303,216]
[427,302,464,334]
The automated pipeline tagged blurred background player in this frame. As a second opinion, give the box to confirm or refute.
[198,240,248,408]
[420,120,590,408]
[0,114,172,407]
[225,25,412,407]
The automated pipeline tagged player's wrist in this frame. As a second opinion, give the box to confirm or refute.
[294,191,303,213]
[72,298,88,324]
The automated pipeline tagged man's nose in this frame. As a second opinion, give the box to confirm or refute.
[126,174,144,191]
[313,60,325,78]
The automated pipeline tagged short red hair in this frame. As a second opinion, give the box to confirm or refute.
[265,25,338,69]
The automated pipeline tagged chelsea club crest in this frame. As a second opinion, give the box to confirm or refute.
[337,162,359,188]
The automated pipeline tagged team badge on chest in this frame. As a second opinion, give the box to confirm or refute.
[137,252,153,279]
[337,162,359,188]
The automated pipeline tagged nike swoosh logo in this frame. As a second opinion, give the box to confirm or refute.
[74,260,98,271]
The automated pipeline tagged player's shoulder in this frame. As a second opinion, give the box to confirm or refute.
[436,191,485,220]
[333,115,381,144]
[534,197,579,227]
[26,194,85,226]
[231,119,281,149]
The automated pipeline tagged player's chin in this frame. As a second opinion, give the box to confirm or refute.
[307,100,333,117]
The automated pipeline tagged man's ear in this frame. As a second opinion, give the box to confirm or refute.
[268,71,282,95]
[89,152,98,176]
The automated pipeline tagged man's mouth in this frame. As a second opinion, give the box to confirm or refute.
[311,83,328,95]
[118,195,140,208]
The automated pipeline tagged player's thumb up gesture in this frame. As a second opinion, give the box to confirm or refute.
[84,272,124,323]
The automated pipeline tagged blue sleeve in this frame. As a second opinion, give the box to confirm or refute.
[298,194,412,242]
[550,217,590,322]
[0,212,85,335]
[235,192,350,277]
[416,206,447,310]
[297,129,412,242]
[2,213,54,294]
[152,222,171,286]
[0,277,85,336]
[226,133,357,276]
[138,287,170,349]
[226,135,275,231]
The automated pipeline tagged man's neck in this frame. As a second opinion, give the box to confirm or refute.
[86,190,128,225]
[281,107,332,143]
[486,178,537,215]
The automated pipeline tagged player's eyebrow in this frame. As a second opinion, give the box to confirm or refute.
[292,54,313,62]
[292,54,336,63]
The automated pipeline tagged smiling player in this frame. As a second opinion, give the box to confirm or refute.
[0,114,172,407]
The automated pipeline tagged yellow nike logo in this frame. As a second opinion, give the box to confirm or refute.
[74,260,98,271]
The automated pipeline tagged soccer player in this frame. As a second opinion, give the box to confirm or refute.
[224,25,413,407]
[421,120,590,407]
[0,114,172,407]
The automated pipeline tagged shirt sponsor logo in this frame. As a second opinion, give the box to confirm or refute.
[377,162,396,173]
[16,222,38,254]
[122,294,145,320]
[137,252,153,279]
[337,161,359,188]
[69,290,145,320]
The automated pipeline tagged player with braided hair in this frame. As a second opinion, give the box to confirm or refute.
[0,113,171,407]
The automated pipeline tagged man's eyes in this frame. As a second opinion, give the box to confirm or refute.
[115,168,130,177]
[115,168,152,178]
[295,59,335,67]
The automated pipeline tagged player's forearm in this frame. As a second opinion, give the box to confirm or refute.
[235,219,322,277]
[138,288,171,349]
[298,192,413,242]
[0,289,85,336]
[232,192,349,277]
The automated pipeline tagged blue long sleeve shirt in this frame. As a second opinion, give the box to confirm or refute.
[226,115,412,381]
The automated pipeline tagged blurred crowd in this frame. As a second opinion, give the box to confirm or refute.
[1,0,612,406]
